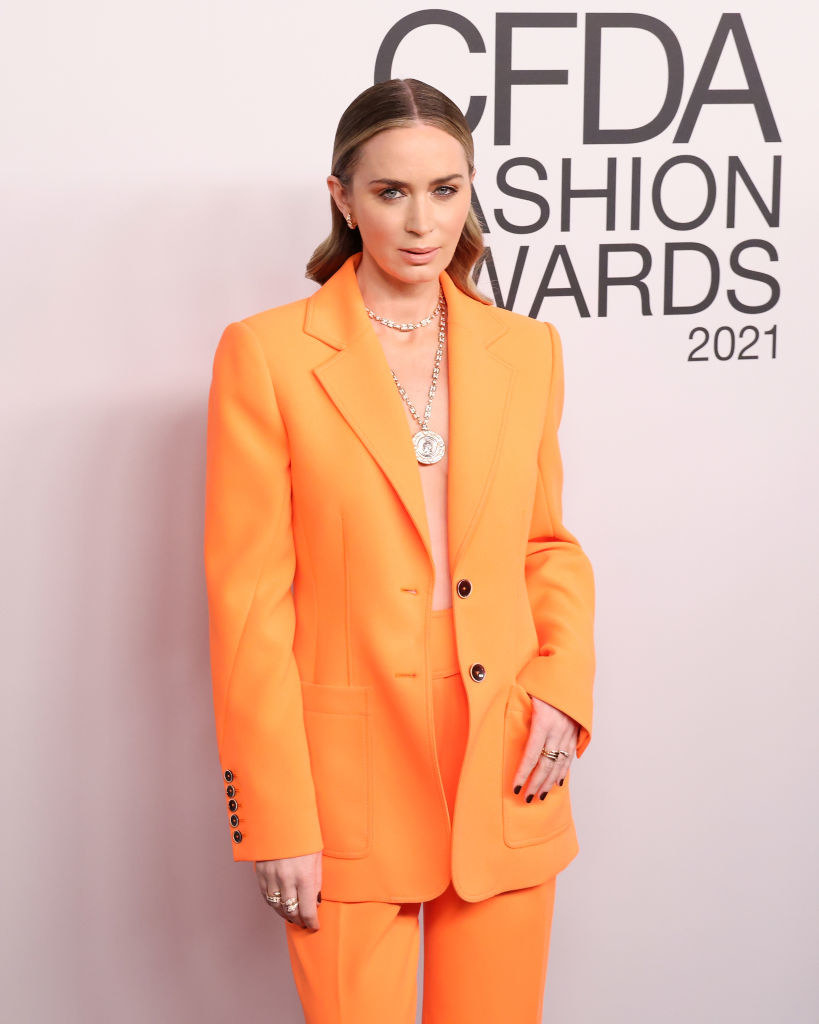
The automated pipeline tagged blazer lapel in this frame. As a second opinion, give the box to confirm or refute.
[306,251,513,577]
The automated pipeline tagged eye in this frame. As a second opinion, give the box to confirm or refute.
[378,185,459,200]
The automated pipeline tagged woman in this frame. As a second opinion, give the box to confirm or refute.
[204,78,595,1023]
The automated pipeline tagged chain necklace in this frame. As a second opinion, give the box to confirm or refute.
[389,298,447,465]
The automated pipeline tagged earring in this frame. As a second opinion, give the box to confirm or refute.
[345,212,354,229]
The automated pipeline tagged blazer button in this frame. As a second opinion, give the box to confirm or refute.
[223,769,234,782]
[229,814,239,827]
[228,798,238,812]
[456,578,472,598]
[226,784,236,798]
[469,662,486,682]
[233,829,243,843]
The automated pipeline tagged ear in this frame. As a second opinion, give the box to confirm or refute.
[326,175,349,218]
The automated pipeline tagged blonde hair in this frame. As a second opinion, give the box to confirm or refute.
[305,78,492,304]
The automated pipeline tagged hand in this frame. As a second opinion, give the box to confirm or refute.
[513,696,579,802]
[255,850,323,931]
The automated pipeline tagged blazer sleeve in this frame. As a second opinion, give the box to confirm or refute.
[204,319,323,861]
[515,321,596,758]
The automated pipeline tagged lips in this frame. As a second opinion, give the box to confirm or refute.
[401,247,438,254]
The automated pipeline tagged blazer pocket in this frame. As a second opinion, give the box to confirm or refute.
[301,682,373,859]
[501,682,573,848]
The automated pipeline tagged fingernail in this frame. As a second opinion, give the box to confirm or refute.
[514,785,521,795]
[559,778,564,786]
[526,793,534,803]
[539,791,548,800]
[317,891,322,904]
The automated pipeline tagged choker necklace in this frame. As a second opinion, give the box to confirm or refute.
[364,286,443,332]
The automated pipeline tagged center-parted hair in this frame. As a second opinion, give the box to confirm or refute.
[306,77,491,304]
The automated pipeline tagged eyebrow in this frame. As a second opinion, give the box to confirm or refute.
[368,174,465,187]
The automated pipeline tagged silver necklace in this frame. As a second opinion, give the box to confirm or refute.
[364,287,443,332]
[389,299,447,465]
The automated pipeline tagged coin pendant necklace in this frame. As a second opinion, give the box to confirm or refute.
[363,286,447,465]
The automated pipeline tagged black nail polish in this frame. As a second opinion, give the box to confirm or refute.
[539,791,547,800]
[526,793,534,803]
[559,778,564,786]
[514,785,521,795]
[317,891,322,904]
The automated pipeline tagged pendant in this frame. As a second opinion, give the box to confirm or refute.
[412,429,446,464]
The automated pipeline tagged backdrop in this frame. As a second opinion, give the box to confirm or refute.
[2,2,816,1021]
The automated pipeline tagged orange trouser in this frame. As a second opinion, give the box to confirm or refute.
[286,606,557,1023]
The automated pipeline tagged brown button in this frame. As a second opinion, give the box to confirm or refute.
[469,662,486,682]
[233,829,243,843]
[226,784,236,798]
[228,799,238,812]
[456,579,472,598]
[223,769,234,782]
[229,814,239,827]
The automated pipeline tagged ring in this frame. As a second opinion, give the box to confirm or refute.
[540,748,560,761]
[265,891,282,905]
[283,897,300,913]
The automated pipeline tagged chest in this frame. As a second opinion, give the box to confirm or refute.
[376,331,452,599]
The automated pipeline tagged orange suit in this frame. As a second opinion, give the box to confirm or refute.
[203,250,596,904]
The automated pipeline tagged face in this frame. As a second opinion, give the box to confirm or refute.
[328,123,476,286]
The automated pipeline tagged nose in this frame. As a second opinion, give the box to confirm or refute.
[404,194,433,236]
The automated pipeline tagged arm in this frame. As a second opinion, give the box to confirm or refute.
[515,321,596,758]
[204,319,323,860]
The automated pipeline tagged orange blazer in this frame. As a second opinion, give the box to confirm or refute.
[204,250,595,903]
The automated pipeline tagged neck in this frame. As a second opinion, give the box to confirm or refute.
[355,249,442,321]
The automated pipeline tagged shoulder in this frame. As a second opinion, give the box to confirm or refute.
[465,290,557,344]
[240,294,312,339]
[476,299,561,368]
[489,302,555,340]
[212,294,313,373]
